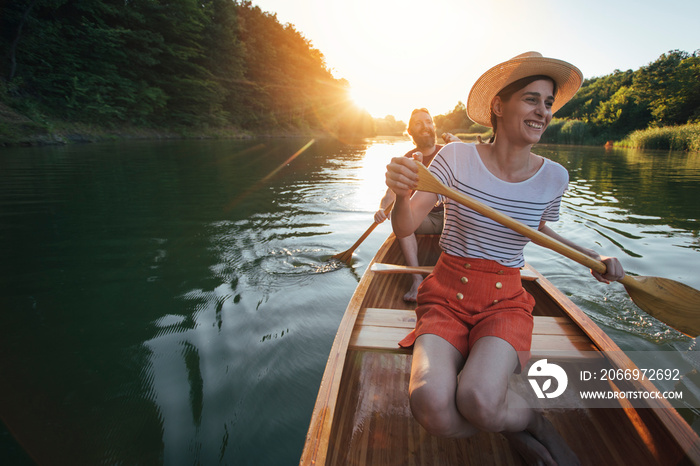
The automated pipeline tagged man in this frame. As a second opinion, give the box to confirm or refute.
[374,108,458,301]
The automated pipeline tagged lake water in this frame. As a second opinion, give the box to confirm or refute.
[1,137,699,464]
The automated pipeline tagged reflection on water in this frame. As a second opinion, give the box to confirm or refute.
[1,139,699,463]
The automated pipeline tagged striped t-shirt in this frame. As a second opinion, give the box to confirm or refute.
[430,143,568,268]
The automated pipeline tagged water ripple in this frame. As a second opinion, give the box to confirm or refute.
[264,247,345,275]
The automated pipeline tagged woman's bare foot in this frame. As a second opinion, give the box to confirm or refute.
[526,413,580,466]
[403,275,422,302]
[503,430,555,466]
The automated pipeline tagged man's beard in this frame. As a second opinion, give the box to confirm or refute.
[412,130,436,150]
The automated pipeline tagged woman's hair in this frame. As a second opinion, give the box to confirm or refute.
[488,75,557,142]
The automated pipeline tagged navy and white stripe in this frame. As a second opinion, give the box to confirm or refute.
[430,143,568,268]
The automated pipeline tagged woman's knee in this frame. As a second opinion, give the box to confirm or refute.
[409,386,458,437]
[456,384,507,432]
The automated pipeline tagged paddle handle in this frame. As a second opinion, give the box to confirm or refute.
[370,263,435,275]
[347,203,394,251]
[414,163,610,275]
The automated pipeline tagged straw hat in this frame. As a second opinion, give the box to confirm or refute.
[466,51,583,127]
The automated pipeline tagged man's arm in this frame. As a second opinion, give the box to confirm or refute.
[386,155,439,238]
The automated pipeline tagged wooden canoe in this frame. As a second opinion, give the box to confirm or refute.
[301,234,700,465]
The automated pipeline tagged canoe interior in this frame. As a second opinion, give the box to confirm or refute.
[306,235,700,465]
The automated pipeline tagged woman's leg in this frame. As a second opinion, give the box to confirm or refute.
[408,334,480,438]
[458,336,579,465]
[410,334,532,437]
[410,333,578,464]
[456,336,531,432]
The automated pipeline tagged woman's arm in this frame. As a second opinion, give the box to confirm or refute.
[386,155,439,238]
[538,222,625,284]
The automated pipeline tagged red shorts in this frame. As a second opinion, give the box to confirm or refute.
[399,253,535,371]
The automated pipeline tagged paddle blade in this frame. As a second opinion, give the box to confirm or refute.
[622,276,700,337]
[331,203,393,266]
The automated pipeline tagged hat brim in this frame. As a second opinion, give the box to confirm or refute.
[466,53,583,128]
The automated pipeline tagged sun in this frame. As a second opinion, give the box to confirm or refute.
[348,85,385,117]
[347,82,413,120]
[347,85,366,110]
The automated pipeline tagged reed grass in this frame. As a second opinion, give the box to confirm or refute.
[453,130,492,143]
[539,118,594,145]
[619,123,700,152]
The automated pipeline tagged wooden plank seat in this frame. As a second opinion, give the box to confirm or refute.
[349,307,602,360]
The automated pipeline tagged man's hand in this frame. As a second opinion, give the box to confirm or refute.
[441,132,460,143]
[374,209,389,223]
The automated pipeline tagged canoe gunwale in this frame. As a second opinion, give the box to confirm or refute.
[525,263,700,460]
[300,234,398,465]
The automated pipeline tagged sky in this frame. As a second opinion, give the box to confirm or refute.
[252,0,699,120]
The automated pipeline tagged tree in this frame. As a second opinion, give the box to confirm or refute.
[1,0,169,122]
[0,0,386,135]
[5,0,39,81]
[232,1,357,133]
[590,85,650,136]
[557,70,636,122]
[634,50,700,126]
[374,115,406,135]
[433,102,474,135]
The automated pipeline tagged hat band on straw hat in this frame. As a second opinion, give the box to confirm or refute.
[466,51,583,128]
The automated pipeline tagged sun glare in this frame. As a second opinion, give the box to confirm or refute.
[316,1,459,119]
[348,84,399,119]
[353,141,415,210]
[253,0,494,119]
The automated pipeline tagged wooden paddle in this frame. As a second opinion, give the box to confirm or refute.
[413,162,700,337]
[331,202,394,264]
[370,263,434,275]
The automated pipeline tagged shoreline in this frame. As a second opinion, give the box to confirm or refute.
[0,102,333,148]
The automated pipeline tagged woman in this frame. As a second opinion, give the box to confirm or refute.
[385,52,624,465]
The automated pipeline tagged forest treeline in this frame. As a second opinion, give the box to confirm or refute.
[1,0,698,148]
[0,0,374,143]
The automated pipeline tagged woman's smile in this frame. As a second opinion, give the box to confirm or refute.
[525,120,545,130]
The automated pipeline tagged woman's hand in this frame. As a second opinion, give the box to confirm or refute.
[592,255,625,284]
[385,154,420,198]
[581,247,625,284]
